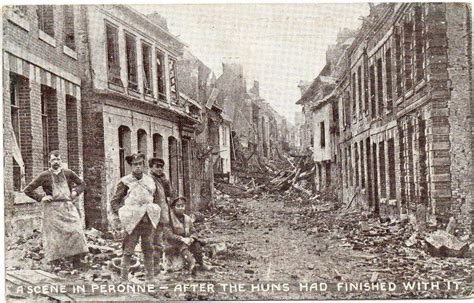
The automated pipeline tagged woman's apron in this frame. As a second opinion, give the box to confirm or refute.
[42,171,88,262]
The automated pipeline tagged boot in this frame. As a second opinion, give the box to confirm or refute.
[153,252,162,277]
[182,249,196,274]
[121,254,132,281]
[144,252,154,282]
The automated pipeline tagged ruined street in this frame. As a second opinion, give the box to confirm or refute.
[3,3,473,302]
[6,184,473,301]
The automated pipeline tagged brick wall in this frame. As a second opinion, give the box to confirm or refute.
[445,3,472,235]
[66,95,81,173]
[3,5,84,235]
[81,91,108,230]
[3,70,14,224]
[3,6,79,75]
[424,3,453,223]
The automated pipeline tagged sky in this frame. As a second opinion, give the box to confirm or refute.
[133,4,370,124]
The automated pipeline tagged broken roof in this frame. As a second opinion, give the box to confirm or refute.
[296,76,337,105]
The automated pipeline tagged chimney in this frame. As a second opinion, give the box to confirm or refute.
[252,80,260,96]
[222,57,245,87]
[146,12,169,31]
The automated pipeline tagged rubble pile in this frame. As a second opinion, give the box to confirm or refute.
[7,230,44,265]
[240,155,315,198]
[288,204,472,292]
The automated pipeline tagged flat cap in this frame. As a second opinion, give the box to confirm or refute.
[149,157,165,167]
[125,152,146,165]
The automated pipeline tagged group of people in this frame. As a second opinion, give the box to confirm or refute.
[23,150,207,282]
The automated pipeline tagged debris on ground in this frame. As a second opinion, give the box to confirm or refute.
[424,230,469,257]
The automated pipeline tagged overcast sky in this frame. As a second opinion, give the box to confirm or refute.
[133,4,369,124]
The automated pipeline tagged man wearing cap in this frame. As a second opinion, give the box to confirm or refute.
[110,152,161,281]
[148,157,171,277]
[149,158,174,202]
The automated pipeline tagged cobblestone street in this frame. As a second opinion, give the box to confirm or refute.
[188,193,473,300]
[6,192,472,301]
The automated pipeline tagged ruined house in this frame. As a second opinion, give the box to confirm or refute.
[293,111,304,150]
[216,62,292,172]
[3,5,84,234]
[308,3,472,235]
[295,80,314,154]
[302,30,356,193]
[76,6,200,231]
[176,49,226,209]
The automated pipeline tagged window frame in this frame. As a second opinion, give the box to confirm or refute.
[125,32,139,91]
[63,5,75,51]
[40,89,49,170]
[37,5,55,38]
[10,77,22,191]
[105,22,122,88]
[168,57,179,104]
[142,42,153,96]
[320,121,326,148]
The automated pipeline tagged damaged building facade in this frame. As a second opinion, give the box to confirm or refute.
[3,5,84,234]
[176,49,228,209]
[296,81,314,154]
[76,5,201,230]
[216,61,293,174]
[302,3,472,235]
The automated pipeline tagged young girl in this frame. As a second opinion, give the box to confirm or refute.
[164,197,208,273]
